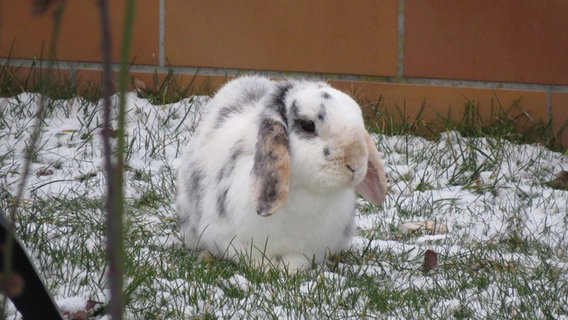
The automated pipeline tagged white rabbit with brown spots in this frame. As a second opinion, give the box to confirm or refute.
[176,76,387,272]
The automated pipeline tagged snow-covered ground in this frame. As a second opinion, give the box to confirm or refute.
[1,92,567,319]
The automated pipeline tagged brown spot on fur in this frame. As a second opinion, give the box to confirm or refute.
[251,117,290,216]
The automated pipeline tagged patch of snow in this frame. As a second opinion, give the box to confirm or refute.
[56,296,86,313]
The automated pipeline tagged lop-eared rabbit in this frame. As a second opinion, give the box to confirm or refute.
[177,76,387,272]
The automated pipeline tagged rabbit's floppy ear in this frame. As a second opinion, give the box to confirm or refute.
[250,85,291,216]
[356,133,387,205]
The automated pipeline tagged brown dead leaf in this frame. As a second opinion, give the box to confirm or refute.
[473,174,482,187]
[36,167,54,177]
[133,78,147,96]
[85,300,101,311]
[402,220,448,234]
[548,171,568,190]
[422,249,438,273]
[60,299,101,320]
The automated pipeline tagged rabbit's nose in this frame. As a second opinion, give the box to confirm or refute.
[343,137,367,169]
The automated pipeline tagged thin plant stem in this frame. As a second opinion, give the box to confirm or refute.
[96,0,125,319]
[98,0,136,318]
[1,2,66,318]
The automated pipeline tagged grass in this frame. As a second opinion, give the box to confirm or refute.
[1,73,567,319]
[134,68,203,106]
[363,95,564,153]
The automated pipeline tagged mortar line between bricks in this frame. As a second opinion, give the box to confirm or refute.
[159,0,165,67]
[397,0,405,79]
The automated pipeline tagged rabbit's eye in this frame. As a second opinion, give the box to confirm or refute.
[298,119,316,134]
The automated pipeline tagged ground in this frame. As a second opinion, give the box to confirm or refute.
[0,92,567,319]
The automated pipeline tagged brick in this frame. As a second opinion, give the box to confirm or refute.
[165,0,398,76]
[66,69,228,97]
[0,65,72,94]
[404,0,568,85]
[0,2,159,65]
[128,72,229,97]
[330,80,548,130]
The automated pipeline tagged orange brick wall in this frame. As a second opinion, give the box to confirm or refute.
[1,1,567,145]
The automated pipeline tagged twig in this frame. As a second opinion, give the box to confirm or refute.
[1,2,66,317]
[96,0,125,319]
[98,0,136,318]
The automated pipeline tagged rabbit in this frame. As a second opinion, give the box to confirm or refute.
[176,75,387,272]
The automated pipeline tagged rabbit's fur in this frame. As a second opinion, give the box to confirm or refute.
[177,76,387,271]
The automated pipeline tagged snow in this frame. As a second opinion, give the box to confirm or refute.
[1,92,567,318]
[225,274,252,292]
[56,296,87,314]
